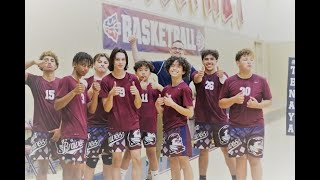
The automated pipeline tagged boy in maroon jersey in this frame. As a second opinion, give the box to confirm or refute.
[25,51,62,180]
[100,47,143,180]
[192,49,236,180]
[120,60,163,180]
[54,52,99,180]
[219,48,272,180]
[84,53,113,180]
[155,56,194,180]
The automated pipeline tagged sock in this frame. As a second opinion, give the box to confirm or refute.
[199,175,206,180]
[232,175,237,180]
[120,168,128,180]
[151,170,159,180]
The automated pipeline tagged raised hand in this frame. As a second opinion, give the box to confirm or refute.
[156,94,164,106]
[164,93,175,107]
[128,35,137,44]
[109,81,120,96]
[234,91,244,104]
[92,79,101,93]
[73,82,86,95]
[130,81,139,96]
[34,59,46,69]
[247,96,259,108]
[216,65,224,78]
[197,65,205,79]
[48,128,61,142]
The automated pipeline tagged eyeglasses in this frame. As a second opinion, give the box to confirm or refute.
[171,47,183,51]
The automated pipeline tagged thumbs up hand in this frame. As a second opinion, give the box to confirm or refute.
[156,94,164,106]
[216,65,224,78]
[150,76,163,91]
[92,79,101,93]
[234,91,245,104]
[247,96,259,109]
[110,81,120,96]
[73,82,85,95]
[164,93,175,107]
[130,81,139,96]
[197,65,205,79]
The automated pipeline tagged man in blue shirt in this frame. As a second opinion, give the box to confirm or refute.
[129,36,199,86]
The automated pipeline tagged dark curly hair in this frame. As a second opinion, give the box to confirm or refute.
[72,52,93,68]
[200,49,219,61]
[165,56,191,78]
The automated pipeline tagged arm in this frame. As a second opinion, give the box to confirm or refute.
[171,104,194,118]
[134,93,142,109]
[129,35,141,63]
[216,67,227,84]
[49,120,62,142]
[193,66,204,84]
[25,59,45,81]
[54,91,77,111]
[151,82,164,92]
[247,97,272,109]
[219,92,244,109]
[155,95,164,116]
[155,103,163,116]
[218,97,237,109]
[87,80,100,113]
[219,75,227,84]
[193,73,203,84]
[164,95,194,118]
[87,92,99,114]
[130,81,142,109]
[102,82,119,112]
[87,85,94,99]
[102,94,114,112]
[258,99,272,109]
[54,83,85,111]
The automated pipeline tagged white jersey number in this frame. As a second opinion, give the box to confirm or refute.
[81,93,85,104]
[239,87,251,96]
[45,90,55,100]
[119,87,125,97]
[205,80,214,90]
[141,93,148,102]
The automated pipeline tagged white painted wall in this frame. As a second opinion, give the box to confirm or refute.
[264,0,295,42]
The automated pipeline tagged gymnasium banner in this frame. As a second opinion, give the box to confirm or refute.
[286,57,295,136]
[102,3,205,56]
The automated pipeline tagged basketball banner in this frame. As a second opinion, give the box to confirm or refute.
[102,3,205,56]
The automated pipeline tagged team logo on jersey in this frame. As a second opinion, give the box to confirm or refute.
[109,132,125,146]
[144,132,156,145]
[30,133,48,155]
[57,139,85,155]
[218,125,230,145]
[247,137,264,156]
[168,133,185,154]
[227,138,242,155]
[103,13,121,43]
[193,129,208,143]
[128,129,141,147]
[86,139,100,152]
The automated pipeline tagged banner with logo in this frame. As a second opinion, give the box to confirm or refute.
[286,57,295,136]
[102,3,205,56]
